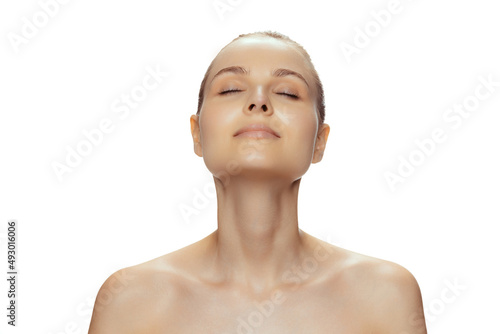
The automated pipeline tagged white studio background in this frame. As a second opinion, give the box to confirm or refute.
[1,0,499,333]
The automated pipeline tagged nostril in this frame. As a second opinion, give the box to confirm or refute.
[248,103,268,111]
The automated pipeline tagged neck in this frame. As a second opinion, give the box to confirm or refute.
[207,175,307,294]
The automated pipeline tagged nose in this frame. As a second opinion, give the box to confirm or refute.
[247,87,272,114]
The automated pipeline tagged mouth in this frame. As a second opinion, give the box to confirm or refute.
[234,124,280,138]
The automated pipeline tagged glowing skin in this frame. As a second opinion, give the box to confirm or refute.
[88,36,427,334]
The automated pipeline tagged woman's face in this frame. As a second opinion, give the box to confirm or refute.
[191,36,329,183]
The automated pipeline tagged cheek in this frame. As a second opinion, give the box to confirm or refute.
[279,104,318,142]
[281,108,318,164]
[198,105,238,173]
[201,101,238,133]
[295,123,317,155]
[200,109,225,152]
[199,98,244,147]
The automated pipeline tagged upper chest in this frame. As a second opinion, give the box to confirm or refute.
[148,281,372,334]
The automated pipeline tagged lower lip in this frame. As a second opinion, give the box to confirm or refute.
[235,131,279,139]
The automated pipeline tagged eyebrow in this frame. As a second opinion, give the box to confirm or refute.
[210,66,309,87]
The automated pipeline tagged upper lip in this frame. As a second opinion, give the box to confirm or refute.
[234,123,280,138]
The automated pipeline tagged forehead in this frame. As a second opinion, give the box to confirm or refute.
[209,37,313,82]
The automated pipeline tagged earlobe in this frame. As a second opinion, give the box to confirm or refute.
[190,114,203,157]
[312,123,330,164]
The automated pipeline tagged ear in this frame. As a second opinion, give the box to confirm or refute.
[312,123,330,164]
[190,114,203,157]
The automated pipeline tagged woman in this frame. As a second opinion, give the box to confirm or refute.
[88,31,427,333]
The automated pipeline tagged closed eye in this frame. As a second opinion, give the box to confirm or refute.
[278,92,299,99]
[219,89,242,95]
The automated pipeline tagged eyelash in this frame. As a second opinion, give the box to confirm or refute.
[219,89,299,99]
[279,92,299,99]
[219,89,242,95]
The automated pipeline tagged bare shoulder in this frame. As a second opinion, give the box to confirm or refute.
[88,254,187,334]
[88,233,217,333]
[302,233,420,285]
[332,246,427,334]
[335,247,420,288]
